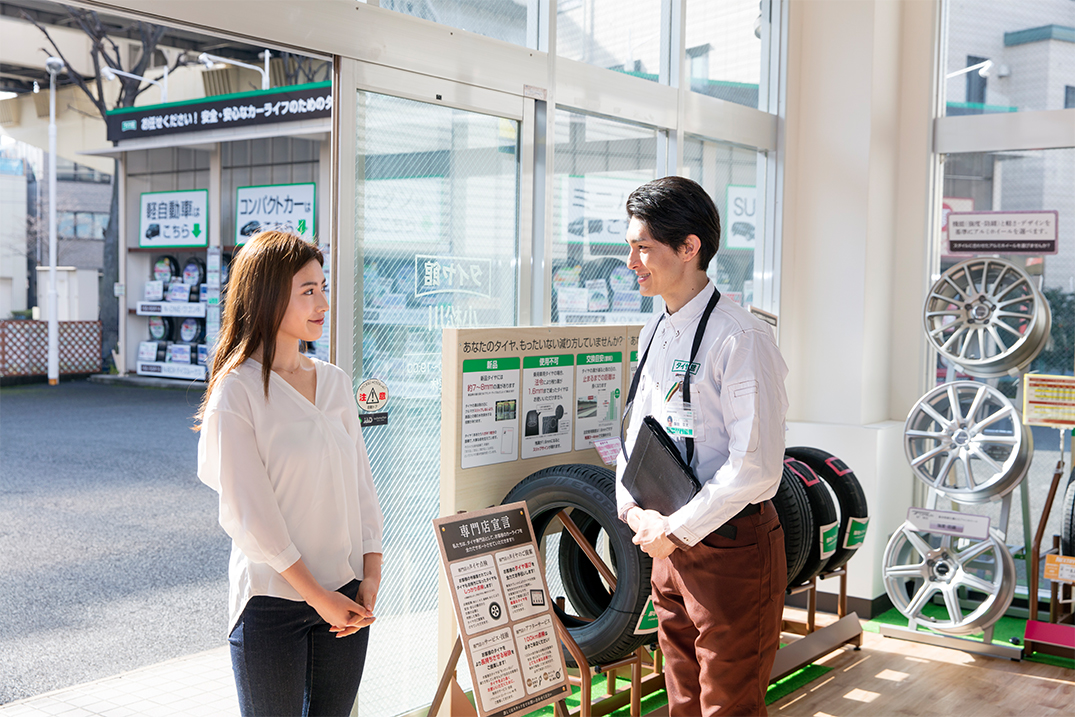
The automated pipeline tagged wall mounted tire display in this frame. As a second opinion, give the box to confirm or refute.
[182,257,206,286]
[152,255,181,284]
[1062,471,1075,556]
[922,258,1051,378]
[179,318,206,344]
[783,457,838,586]
[785,447,869,573]
[772,462,815,589]
[882,522,1016,636]
[502,463,652,666]
[904,381,1032,504]
[147,316,174,342]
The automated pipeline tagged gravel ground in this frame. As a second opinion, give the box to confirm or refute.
[0,379,231,705]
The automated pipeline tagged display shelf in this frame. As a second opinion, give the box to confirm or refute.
[136,361,206,380]
[136,301,207,317]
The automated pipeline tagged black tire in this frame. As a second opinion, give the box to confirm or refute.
[772,463,814,589]
[784,457,838,586]
[785,446,870,572]
[502,464,652,666]
[1062,474,1075,557]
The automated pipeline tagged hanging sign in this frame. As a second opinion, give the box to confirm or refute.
[235,183,316,244]
[947,210,1059,254]
[106,82,332,142]
[461,357,521,468]
[139,189,209,248]
[434,503,570,717]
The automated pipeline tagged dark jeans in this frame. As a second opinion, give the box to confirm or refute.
[229,579,370,717]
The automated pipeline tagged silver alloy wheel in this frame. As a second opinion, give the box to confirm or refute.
[923,258,1051,378]
[904,381,1032,504]
[883,522,1015,635]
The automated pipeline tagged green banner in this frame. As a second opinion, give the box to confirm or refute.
[843,516,870,549]
[523,354,575,369]
[462,357,521,373]
[577,352,622,365]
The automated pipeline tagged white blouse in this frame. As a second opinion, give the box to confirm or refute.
[198,357,383,633]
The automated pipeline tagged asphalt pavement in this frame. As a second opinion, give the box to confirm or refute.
[0,379,230,705]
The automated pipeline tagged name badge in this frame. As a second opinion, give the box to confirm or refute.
[666,401,696,438]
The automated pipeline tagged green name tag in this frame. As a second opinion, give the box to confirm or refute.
[843,516,869,549]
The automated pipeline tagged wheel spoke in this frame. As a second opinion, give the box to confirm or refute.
[967,385,988,422]
[986,325,1008,354]
[974,405,1015,432]
[992,320,1024,338]
[887,563,928,578]
[969,445,1004,473]
[920,403,953,428]
[932,453,958,487]
[942,584,963,624]
[961,573,998,595]
[960,452,976,488]
[947,385,963,423]
[978,435,1019,446]
[942,275,968,300]
[906,429,947,440]
[955,539,993,565]
[911,443,951,468]
[939,326,968,352]
[903,529,934,558]
[905,582,939,619]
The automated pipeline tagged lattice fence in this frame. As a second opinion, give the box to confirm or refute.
[0,321,102,377]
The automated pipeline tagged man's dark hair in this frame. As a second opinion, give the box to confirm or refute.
[625,176,721,271]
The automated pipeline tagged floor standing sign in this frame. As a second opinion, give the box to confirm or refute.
[434,503,570,717]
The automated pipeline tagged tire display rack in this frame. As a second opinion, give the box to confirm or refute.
[880,258,1056,661]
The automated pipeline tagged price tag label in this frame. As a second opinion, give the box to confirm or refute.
[1044,554,1075,584]
[591,436,621,466]
[907,508,990,540]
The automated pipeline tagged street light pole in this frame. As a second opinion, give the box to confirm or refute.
[46,56,64,386]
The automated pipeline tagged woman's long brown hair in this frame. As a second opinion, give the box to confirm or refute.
[193,230,323,430]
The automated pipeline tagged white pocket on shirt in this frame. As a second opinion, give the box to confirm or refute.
[728,379,760,453]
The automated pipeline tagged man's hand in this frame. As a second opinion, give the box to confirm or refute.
[626,507,678,560]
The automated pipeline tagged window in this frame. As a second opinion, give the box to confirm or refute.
[1066,85,1075,108]
[686,0,766,108]
[965,55,988,105]
[557,0,662,82]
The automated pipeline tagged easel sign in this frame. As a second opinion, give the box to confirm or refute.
[434,502,570,717]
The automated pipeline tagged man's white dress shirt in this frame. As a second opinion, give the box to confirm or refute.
[198,358,383,633]
[616,282,789,547]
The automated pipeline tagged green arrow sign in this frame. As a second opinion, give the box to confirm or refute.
[192,223,202,238]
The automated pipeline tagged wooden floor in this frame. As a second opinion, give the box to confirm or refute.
[649,609,1074,716]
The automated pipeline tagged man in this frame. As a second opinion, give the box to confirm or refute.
[616,176,789,716]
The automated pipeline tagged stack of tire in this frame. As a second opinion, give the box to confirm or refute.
[775,448,870,587]
[500,451,868,667]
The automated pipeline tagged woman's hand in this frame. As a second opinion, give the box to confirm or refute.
[356,552,383,615]
[314,591,373,638]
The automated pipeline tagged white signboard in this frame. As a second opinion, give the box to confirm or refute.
[434,504,570,717]
[235,182,316,244]
[907,508,990,541]
[561,175,641,245]
[574,352,623,450]
[139,189,208,248]
[520,354,574,459]
[947,210,1059,255]
[725,185,756,250]
[461,357,521,468]
[1022,374,1075,429]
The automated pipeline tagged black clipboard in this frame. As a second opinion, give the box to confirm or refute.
[620,415,701,516]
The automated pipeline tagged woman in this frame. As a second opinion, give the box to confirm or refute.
[196,230,383,716]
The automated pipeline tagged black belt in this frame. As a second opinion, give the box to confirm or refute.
[711,501,767,541]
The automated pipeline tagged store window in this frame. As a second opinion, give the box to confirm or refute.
[353,91,519,715]
[944,0,1075,115]
[682,137,764,307]
[56,211,110,240]
[549,109,657,324]
[685,0,766,108]
[557,0,662,82]
[375,0,538,47]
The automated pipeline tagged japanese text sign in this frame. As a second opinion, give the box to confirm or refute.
[434,503,569,717]
[1022,374,1075,428]
[139,189,209,248]
[235,183,316,244]
[106,82,331,142]
[416,255,492,298]
[947,210,1058,255]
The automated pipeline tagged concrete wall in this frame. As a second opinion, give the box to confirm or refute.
[0,171,29,317]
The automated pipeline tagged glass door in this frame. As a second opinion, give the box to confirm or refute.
[352,89,521,716]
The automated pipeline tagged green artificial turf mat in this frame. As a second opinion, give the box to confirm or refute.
[865,606,1073,670]
[522,661,832,716]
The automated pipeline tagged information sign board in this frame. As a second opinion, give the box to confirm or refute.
[139,189,209,248]
[235,183,316,245]
[1023,374,1075,428]
[434,503,570,717]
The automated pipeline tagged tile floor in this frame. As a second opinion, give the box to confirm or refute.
[0,647,239,717]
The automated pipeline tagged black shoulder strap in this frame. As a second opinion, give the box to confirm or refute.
[620,288,721,465]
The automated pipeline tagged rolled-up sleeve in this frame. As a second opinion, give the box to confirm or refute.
[198,406,301,573]
[664,328,788,546]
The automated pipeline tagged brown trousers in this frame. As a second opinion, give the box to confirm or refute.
[652,501,786,717]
